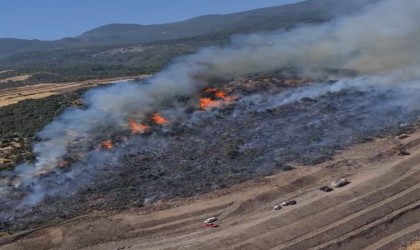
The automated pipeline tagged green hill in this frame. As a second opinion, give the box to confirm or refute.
[0,0,379,58]
[0,0,380,86]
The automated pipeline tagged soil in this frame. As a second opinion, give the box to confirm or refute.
[406,241,420,250]
[0,75,419,249]
[0,75,31,84]
[0,75,149,107]
[0,129,419,250]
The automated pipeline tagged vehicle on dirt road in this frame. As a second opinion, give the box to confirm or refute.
[204,217,217,224]
[319,186,334,192]
[273,205,282,210]
[281,200,297,206]
[331,178,349,188]
[204,223,219,228]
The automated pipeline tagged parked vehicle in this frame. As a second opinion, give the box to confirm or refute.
[281,200,297,206]
[319,186,334,192]
[204,223,219,228]
[331,178,349,188]
[203,217,217,224]
[396,149,410,156]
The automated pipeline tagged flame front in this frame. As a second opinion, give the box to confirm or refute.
[128,118,150,134]
[200,97,220,110]
[214,91,227,99]
[102,140,113,149]
[200,88,235,110]
[150,113,167,125]
[205,88,228,99]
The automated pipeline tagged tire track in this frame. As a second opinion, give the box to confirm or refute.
[225,168,420,250]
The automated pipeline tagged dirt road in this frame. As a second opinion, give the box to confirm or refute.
[0,75,149,107]
[0,131,419,249]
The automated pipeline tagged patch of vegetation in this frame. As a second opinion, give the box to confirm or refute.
[0,89,86,169]
[0,38,219,89]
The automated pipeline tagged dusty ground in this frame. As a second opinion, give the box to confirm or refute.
[0,75,31,84]
[0,75,149,107]
[405,241,420,250]
[406,241,420,250]
[0,128,419,249]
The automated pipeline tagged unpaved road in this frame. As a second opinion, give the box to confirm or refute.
[0,131,419,249]
[0,75,149,107]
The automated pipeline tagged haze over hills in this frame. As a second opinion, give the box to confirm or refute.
[0,0,380,59]
[1,1,420,249]
[77,0,374,43]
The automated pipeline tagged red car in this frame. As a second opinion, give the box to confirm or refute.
[204,223,219,228]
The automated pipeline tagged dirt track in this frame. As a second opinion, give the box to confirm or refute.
[0,129,419,249]
[0,75,149,107]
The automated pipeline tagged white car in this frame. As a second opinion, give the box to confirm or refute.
[281,200,297,206]
[204,217,217,223]
[331,178,349,188]
[273,205,281,210]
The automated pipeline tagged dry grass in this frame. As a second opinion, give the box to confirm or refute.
[0,75,149,107]
[0,70,14,75]
[0,74,31,83]
[0,92,53,107]
[406,241,420,250]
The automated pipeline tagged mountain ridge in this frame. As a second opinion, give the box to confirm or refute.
[0,0,380,59]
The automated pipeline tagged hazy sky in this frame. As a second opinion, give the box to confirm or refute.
[0,0,303,40]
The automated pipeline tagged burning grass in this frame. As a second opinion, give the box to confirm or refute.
[150,113,167,125]
[199,88,236,110]
[101,140,114,150]
[1,75,419,233]
[128,118,151,134]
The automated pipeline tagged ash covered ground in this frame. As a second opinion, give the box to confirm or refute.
[1,0,420,233]
[1,73,418,232]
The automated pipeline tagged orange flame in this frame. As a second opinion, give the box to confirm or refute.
[102,140,113,149]
[214,91,227,99]
[199,88,235,110]
[128,118,150,134]
[205,88,228,99]
[200,97,221,110]
[150,113,167,125]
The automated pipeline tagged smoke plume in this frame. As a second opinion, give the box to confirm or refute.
[2,0,420,209]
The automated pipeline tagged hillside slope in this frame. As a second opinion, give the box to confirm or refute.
[0,0,380,59]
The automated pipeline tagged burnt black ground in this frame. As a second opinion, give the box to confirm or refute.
[1,78,419,232]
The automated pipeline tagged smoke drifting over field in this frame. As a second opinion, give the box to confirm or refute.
[1,0,420,214]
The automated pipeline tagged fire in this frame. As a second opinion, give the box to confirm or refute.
[102,140,113,149]
[205,88,228,99]
[150,113,167,125]
[128,118,150,134]
[199,88,235,110]
[200,97,221,110]
[214,91,227,99]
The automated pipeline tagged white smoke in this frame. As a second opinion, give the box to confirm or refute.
[5,0,420,206]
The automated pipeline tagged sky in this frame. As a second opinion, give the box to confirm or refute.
[0,0,303,40]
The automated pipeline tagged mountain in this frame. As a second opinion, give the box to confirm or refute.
[77,0,380,43]
[0,0,380,59]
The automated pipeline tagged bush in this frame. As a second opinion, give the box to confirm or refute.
[0,90,85,169]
